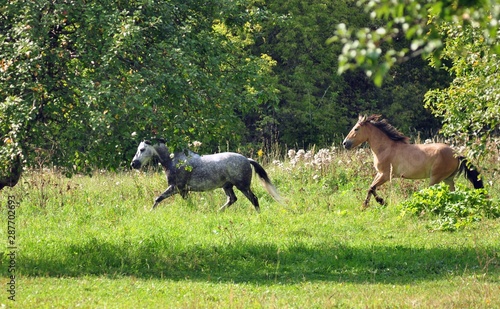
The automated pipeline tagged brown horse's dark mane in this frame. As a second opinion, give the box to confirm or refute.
[361,114,410,144]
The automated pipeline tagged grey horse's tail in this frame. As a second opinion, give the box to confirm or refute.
[248,159,284,204]
[457,156,484,189]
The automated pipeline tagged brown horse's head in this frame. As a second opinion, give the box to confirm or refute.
[342,115,377,150]
[343,114,409,150]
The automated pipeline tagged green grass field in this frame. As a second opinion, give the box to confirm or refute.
[1,147,499,308]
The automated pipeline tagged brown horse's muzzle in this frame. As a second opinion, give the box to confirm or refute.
[343,139,353,150]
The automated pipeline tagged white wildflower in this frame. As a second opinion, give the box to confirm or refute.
[304,150,313,161]
[296,149,306,160]
[272,160,283,168]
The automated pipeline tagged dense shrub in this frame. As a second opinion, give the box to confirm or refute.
[400,183,500,231]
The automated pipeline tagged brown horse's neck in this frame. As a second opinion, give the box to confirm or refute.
[365,123,396,155]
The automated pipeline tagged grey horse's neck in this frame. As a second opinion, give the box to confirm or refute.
[153,143,172,168]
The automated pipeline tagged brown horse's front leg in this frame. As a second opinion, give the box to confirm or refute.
[371,186,386,206]
[363,186,387,209]
[363,173,388,209]
[362,188,373,209]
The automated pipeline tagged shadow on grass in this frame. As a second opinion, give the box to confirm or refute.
[7,238,500,284]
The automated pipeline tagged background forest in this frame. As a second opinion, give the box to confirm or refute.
[1,0,498,175]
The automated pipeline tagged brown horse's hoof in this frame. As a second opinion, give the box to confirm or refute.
[361,202,370,210]
[375,196,386,206]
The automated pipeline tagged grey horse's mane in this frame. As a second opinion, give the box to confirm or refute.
[152,142,171,162]
[362,114,410,144]
[148,141,199,167]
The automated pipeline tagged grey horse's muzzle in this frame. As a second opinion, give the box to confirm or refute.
[131,160,142,169]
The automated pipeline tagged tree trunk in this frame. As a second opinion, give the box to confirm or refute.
[0,154,22,190]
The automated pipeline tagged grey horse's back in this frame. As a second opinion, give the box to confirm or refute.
[186,152,252,191]
[199,152,246,162]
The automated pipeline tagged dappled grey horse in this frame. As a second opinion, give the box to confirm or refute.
[130,139,282,211]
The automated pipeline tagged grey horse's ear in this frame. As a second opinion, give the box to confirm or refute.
[156,138,166,144]
[144,140,152,145]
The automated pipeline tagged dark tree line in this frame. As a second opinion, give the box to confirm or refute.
[2,0,477,185]
[248,0,451,148]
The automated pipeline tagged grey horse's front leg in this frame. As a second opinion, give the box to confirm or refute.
[152,185,177,210]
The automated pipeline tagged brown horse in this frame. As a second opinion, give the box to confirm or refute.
[343,115,483,209]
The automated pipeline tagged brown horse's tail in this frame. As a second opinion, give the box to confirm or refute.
[248,159,284,204]
[457,156,484,189]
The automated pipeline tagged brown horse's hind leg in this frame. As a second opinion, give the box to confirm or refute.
[430,170,457,192]
[430,154,460,191]
[442,177,456,191]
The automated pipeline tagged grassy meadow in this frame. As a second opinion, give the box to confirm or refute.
[1,145,499,308]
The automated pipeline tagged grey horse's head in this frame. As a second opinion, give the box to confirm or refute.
[131,140,158,169]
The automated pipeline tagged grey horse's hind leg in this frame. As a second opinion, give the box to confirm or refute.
[239,187,260,212]
[219,184,237,211]
[180,189,189,199]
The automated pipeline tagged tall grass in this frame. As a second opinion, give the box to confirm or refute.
[0,145,499,308]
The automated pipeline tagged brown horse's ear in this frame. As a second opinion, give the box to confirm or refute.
[358,115,367,123]
[368,114,382,122]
